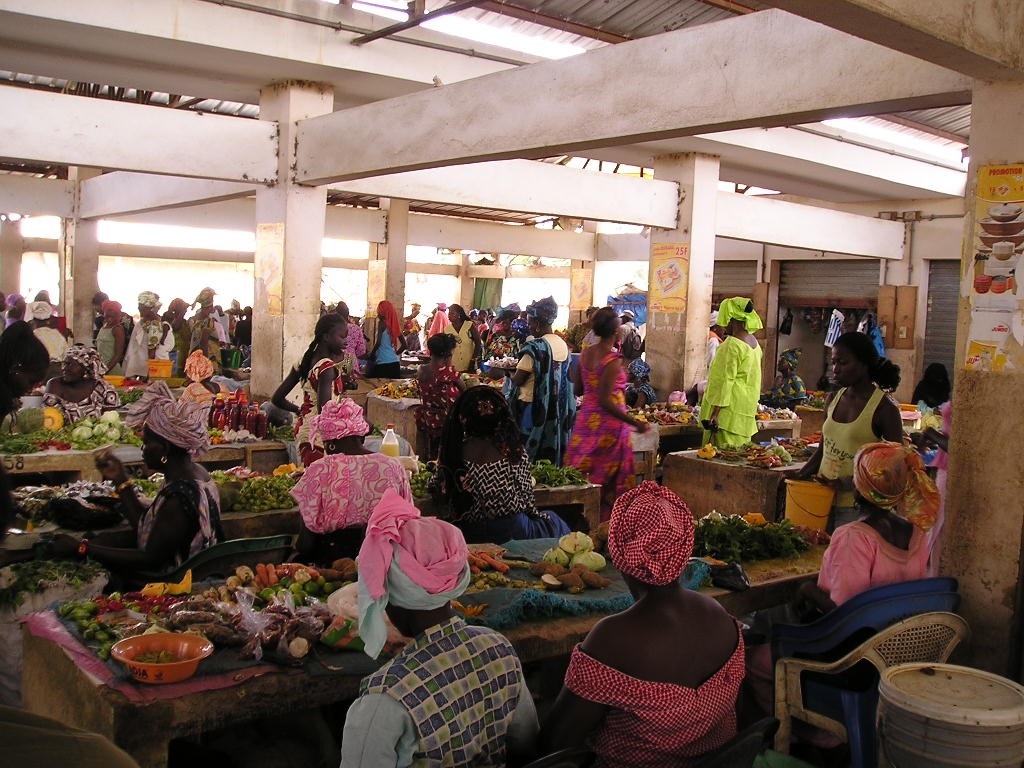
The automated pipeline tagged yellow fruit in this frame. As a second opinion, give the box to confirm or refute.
[697,443,717,459]
[42,406,64,431]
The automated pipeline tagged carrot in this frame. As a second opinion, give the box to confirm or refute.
[256,563,269,588]
[470,565,481,574]
[478,552,509,573]
[266,564,279,586]
[467,553,486,570]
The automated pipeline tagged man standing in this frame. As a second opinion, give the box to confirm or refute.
[342,490,538,767]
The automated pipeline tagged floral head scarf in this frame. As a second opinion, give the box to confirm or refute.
[628,358,651,382]
[780,348,802,368]
[126,381,210,457]
[311,398,369,442]
[853,441,940,530]
[608,481,695,586]
[184,349,214,383]
[526,296,559,324]
[137,291,162,310]
[717,297,763,334]
[64,344,106,380]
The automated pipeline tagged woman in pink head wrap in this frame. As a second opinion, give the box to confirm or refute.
[799,440,938,615]
[289,398,412,565]
[541,482,745,767]
[49,382,221,588]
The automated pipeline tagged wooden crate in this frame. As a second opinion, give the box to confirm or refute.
[365,394,422,455]
[662,450,794,521]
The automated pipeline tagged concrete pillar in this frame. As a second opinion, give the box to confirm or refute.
[458,252,476,310]
[59,167,101,344]
[380,198,409,312]
[943,80,1024,677]
[647,153,720,397]
[0,219,23,298]
[568,221,598,327]
[251,82,332,400]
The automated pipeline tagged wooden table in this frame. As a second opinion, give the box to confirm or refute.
[662,450,805,521]
[755,418,802,440]
[415,483,603,532]
[3,449,103,483]
[20,562,817,768]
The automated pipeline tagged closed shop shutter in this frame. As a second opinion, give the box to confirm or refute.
[924,260,960,376]
[712,260,757,300]
[779,260,880,307]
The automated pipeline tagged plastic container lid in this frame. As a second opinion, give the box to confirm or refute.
[881,663,1024,728]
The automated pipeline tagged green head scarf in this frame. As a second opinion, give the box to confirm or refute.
[716,297,763,333]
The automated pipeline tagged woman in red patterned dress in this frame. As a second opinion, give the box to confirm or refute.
[540,482,745,767]
[271,314,355,466]
[415,333,464,460]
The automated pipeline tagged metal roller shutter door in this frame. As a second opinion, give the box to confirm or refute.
[779,260,880,306]
[924,261,960,376]
[712,261,757,299]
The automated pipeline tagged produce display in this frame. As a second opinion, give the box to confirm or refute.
[62,412,142,450]
[410,462,433,498]
[530,459,588,487]
[374,380,420,399]
[693,512,811,563]
[12,480,119,527]
[269,424,295,442]
[118,388,146,407]
[233,475,299,512]
[696,440,814,467]
[462,534,612,596]
[459,373,503,389]
[630,402,697,425]
[483,356,518,369]
[757,405,798,420]
[0,559,108,610]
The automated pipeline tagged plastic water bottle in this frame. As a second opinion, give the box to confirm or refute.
[381,424,400,457]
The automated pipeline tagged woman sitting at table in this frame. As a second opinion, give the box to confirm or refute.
[796,441,938,616]
[43,344,120,424]
[624,358,657,409]
[50,382,223,588]
[177,349,230,413]
[415,333,464,460]
[434,386,569,544]
[289,398,412,565]
[760,347,807,409]
[540,482,744,766]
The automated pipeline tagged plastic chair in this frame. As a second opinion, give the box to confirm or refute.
[520,746,595,768]
[771,577,960,665]
[138,535,294,583]
[691,717,779,768]
[774,611,969,768]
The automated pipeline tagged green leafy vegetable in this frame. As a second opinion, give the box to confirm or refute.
[693,514,809,563]
[0,559,108,611]
[530,460,587,488]
[234,475,299,512]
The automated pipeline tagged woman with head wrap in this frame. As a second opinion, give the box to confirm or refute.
[484,307,521,361]
[415,333,465,459]
[341,490,537,767]
[123,291,174,380]
[443,303,483,373]
[4,294,25,329]
[187,287,223,375]
[163,298,192,377]
[509,297,576,464]
[434,386,570,543]
[366,300,406,379]
[699,297,764,448]
[29,300,67,366]
[540,482,744,766]
[43,345,120,424]
[290,398,411,565]
[792,331,903,530]
[426,302,450,339]
[625,358,657,409]
[761,347,808,408]
[796,441,938,616]
[271,313,355,466]
[178,349,230,412]
[94,299,127,375]
[911,363,951,410]
[49,382,222,587]
[565,308,649,521]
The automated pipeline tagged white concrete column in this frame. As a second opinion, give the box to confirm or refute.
[647,153,720,397]
[379,197,409,313]
[0,219,23,299]
[251,82,332,400]
[59,167,101,343]
[944,80,1024,676]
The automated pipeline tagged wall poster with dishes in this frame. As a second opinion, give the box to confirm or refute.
[964,164,1024,372]
[649,243,689,312]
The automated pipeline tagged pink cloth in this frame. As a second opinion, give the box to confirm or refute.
[428,311,450,338]
[290,453,411,534]
[565,633,744,767]
[359,489,468,601]
[608,482,694,586]
[817,521,928,606]
[310,398,368,442]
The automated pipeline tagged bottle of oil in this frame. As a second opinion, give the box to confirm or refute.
[381,424,400,458]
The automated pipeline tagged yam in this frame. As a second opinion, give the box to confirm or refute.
[576,569,611,589]
[556,572,586,594]
[529,562,567,577]
[540,574,564,590]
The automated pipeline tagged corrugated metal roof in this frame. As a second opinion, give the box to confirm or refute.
[890,105,971,140]
[327,191,553,225]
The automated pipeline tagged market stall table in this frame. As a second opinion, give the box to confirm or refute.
[2,449,103,484]
[20,550,820,768]
[662,450,806,521]
[415,483,602,531]
[365,391,421,455]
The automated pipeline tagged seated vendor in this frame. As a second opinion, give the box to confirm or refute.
[340,490,538,767]
[796,441,938,617]
[433,386,569,544]
[539,482,744,766]
[289,398,412,565]
[624,358,657,408]
[178,349,229,413]
[761,347,807,408]
[49,382,223,588]
[43,344,120,424]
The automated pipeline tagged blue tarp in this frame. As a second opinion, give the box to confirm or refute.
[607,292,648,325]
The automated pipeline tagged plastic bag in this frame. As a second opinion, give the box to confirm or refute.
[710,563,750,592]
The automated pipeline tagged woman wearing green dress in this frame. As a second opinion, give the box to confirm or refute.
[700,297,763,448]
[94,300,127,375]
